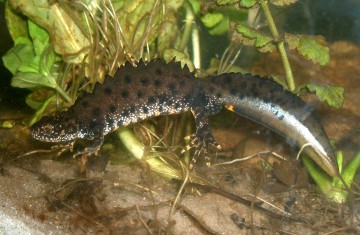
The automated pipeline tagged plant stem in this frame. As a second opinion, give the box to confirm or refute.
[180,2,201,68]
[259,0,295,91]
[179,2,194,52]
[55,86,72,104]
[191,22,201,69]
[116,127,144,159]
[116,127,184,180]
[29,95,56,126]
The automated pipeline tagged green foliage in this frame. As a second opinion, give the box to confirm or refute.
[201,12,224,28]
[303,151,360,203]
[232,0,343,108]
[217,0,240,5]
[4,0,338,110]
[2,40,34,74]
[236,24,276,52]
[187,0,201,14]
[305,84,344,109]
[340,152,360,187]
[3,0,185,120]
[2,20,69,106]
[201,12,230,35]
[297,84,344,109]
[239,0,257,8]
[163,49,195,71]
[4,2,28,41]
[0,120,16,128]
[13,72,56,90]
[285,34,330,66]
[200,6,247,36]
[2,0,345,116]
[157,21,180,53]
[2,0,354,198]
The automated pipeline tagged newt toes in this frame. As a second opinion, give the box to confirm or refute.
[31,59,338,177]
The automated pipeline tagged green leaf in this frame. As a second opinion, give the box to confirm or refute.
[201,13,224,28]
[302,155,332,195]
[5,2,29,41]
[39,47,59,76]
[187,0,201,14]
[341,151,360,188]
[285,34,330,66]
[28,20,50,56]
[201,12,230,35]
[208,16,229,35]
[2,43,35,74]
[302,153,347,203]
[25,88,55,110]
[331,151,360,203]
[255,34,272,47]
[166,0,185,10]
[217,6,248,22]
[12,71,71,103]
[337,151,343,174]
[201,7,246,36]
[26,94,47,110]
[306,84,344,108]
[236,24,276,52]
[14,37,33,46]
[0,120,16,128]
[11,72,57,89]
[303,151,359,204]
[28,95,57,126]
[18,63,41,73]
[157,21,180,53]
[239,0,257,7]
[163,49,195,72]
[217,0,240,5]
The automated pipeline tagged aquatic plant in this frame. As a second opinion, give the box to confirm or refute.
[2,0,356,202]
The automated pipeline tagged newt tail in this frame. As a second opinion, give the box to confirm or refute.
[31,60,338,177]
[206,73,337,176]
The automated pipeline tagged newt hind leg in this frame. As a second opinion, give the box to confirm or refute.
[188,107,222,168]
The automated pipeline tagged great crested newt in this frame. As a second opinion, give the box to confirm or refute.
[31,59,338,177]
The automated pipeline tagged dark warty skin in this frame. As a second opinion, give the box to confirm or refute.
[31,60,338,177]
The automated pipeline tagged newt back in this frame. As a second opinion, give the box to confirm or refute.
[31,60,338,176]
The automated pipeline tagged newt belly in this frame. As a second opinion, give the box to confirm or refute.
[31,60,338,177]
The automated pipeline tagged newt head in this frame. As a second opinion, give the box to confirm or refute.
[31,112,81,142]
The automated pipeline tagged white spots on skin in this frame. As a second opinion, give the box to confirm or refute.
[102,99,189,135]
[230,96,329,164]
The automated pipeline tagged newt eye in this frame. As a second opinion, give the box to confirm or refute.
[43,125,53,132]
